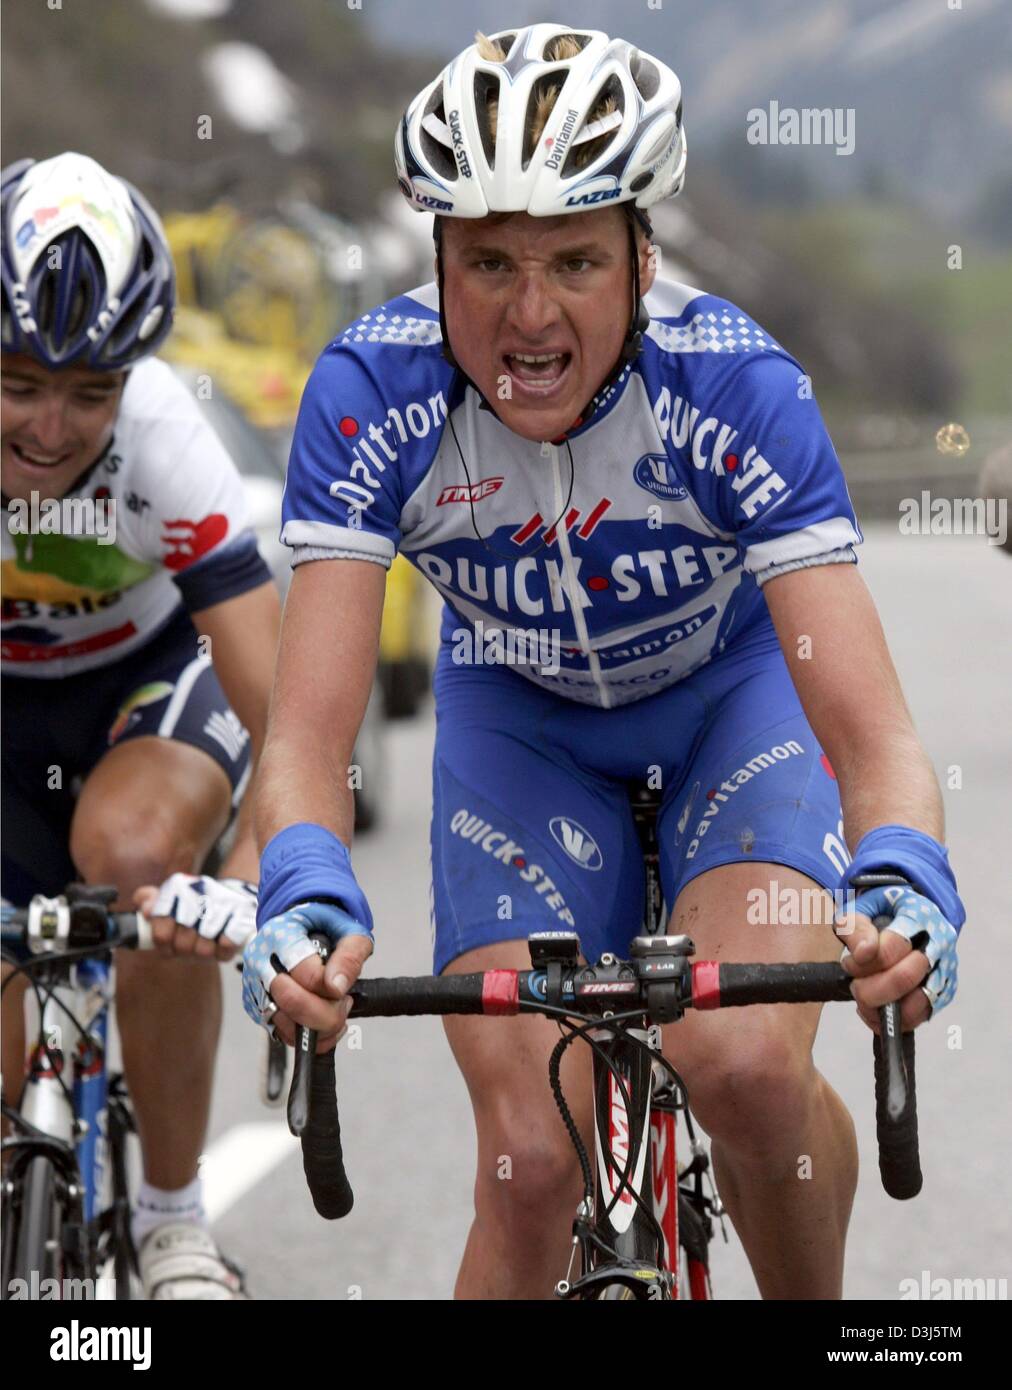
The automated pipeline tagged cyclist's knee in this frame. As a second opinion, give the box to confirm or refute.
[69,810,199,901]
[473,1104,583,1226]
[685,1030,819,1153]
[1,965,29,1114]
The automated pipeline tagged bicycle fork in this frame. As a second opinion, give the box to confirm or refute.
[13,961,114,1278]
[557,1016,673,1300]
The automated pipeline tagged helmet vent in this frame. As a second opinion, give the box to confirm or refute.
[542,33,592,61]
[107,295,147,355]
[641,119,675,167]
[630,53,661,102]
[420,90,458,181]
[473,71,501,169]
[562,76,624,177]
[0,285,13,347]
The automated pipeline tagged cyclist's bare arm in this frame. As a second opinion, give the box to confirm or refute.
[192,580,282,884]
[253,558,386,1041]
[765,562,945,1028]
[132,581,281,958]
[764,563,943,844]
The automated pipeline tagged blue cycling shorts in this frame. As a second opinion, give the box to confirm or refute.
[430,617,846,974]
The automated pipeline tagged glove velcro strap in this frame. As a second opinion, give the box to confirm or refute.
[845,825,965,932]
[257,823,373,934]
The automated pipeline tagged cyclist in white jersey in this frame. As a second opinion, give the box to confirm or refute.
[242,26,964,1298]
[1,153,281,1298]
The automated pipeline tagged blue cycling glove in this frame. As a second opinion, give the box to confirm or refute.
[846,825,965,932]
[256,823,373,932]
[851,883,959,1016]
[242,901,372,1030]
[244,823,375,1030]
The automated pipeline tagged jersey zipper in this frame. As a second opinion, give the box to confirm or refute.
[545,441,611,709]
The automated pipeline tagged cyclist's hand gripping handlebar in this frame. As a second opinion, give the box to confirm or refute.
[851,872,922,1200]
[287,933,353,1219]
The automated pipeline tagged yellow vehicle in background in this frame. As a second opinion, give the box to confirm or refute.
[161,202,433,719]
[160,305,307,432]
[378,556,433,719]
[164,204,339,358]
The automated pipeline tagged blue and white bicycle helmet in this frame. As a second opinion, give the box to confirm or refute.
[1,152,175,370]
[395,25,687,370]
[395,23,687,219]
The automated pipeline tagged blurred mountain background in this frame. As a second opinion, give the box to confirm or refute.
[3,0,1009,476]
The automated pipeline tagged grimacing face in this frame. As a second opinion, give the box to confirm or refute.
[0,353,127,504]
[439,207,655,442]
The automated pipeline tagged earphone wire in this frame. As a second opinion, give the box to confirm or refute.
[448,408,576,561]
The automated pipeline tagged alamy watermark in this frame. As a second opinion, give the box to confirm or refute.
[898,491,1007,546]
[6,490,116,545]
[899,1270,1007,1301]
[50,1318,151,1369]
[8,1271,116,1300]
[746,101,855,156]
[746,882,859,929]
[450,621,561,676]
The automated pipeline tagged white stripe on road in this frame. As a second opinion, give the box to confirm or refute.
[200,1122,298,1223]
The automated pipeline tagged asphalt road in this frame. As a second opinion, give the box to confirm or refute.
[203,523,1011,1300]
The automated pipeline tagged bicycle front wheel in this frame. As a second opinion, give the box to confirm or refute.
[4,1157,62,1298]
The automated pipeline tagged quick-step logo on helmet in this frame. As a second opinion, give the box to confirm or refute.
[447,110,472,178]
[545,108,580,172]
[549,816,603,870]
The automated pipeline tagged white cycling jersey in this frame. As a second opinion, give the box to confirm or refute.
[2,358,267,679]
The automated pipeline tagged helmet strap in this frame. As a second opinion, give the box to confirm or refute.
[620,206,652,364]
[432,218,460,370]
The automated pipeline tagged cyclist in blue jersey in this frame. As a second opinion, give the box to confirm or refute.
[244,26,964,1298]
[1,153,280,1297]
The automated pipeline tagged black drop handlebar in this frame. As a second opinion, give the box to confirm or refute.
[288,876,922,1219]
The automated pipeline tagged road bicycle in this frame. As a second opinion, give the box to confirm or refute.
[1,885,152,1301]
[284,787,921,1300]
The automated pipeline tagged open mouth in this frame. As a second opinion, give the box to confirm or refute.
[502,351,572,398]
[9,442,73,472]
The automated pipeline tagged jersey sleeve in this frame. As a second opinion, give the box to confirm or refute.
[280,346,406,571]
[122,367,272,611]
[684,350,862,586]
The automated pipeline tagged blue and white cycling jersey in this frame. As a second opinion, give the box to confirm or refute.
[282,278,862,708]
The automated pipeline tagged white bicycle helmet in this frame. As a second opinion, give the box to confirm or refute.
[395,23,686,219]
[2,152,175,370]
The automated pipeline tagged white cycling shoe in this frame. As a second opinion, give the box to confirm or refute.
[139,1221,249,1300]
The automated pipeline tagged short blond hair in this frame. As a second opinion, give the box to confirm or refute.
[475,30,619,171]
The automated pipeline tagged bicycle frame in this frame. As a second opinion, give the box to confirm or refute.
[18,955,113,1223]
[584,1021,667,1298]
[2,895,144,1298]
[570,786,713,1301]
